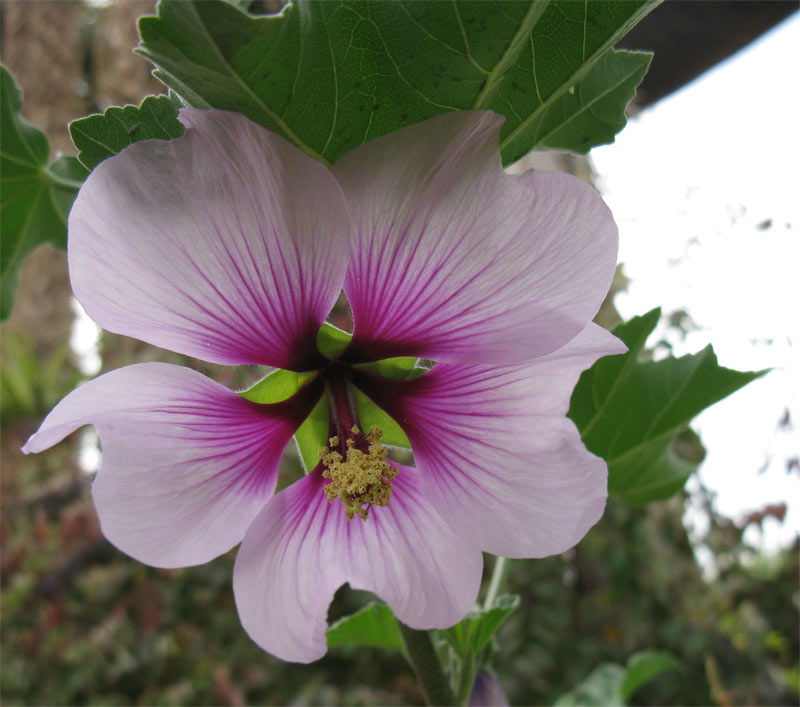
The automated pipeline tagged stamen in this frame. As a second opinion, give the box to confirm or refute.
[321,425,398,521]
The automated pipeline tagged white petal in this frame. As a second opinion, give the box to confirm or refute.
[23,363,319,567]
[333,111,618,365]
[70,110,351,369]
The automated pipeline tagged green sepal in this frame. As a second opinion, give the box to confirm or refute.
[352,387,411,448]
[326,601,405,654]
[238,368,318,404]
[294,397,329,472]
[360,356,423,381]
[317,321,352,359]
[68,94,184,171]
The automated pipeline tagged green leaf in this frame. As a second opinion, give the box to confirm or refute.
[352,387,411,448]
[569,310,766,504]
[555,664,626,707]
[556,650,680,706]
[441,594,519,657]
[620,650,681,701]
[294,397,329,472]
[137,0,657,165]
[239,368,317,404]
[326,601,404,653]
[0,65,88,320]
[527,49,651,154]
[69,94,184,171]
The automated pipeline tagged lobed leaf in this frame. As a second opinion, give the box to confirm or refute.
[69,95,184,171]
[569,310,765,504]
[0,66,88,320]
[137,0,657,166]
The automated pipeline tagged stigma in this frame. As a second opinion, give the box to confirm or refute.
[321,425,398,521]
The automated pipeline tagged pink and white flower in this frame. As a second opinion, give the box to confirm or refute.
[23,109,623,662]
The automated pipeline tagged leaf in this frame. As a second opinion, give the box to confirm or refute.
[556,650,680,706]
[239,368,317,404]
[554,664,626,707]
[441,594,519,657]
[526,49,651,154]
[620,650,681,701]
[69,95,184,171]
[0,65,88,320]
[326,601,404,653]
[137,0,657,166]
[569,310,766,504]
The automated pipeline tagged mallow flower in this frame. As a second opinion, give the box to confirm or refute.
[23,109,624,663]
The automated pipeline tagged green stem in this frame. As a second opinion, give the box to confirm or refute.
[398,623,456,706]
[455,651,477,706]
[483,556,509,610]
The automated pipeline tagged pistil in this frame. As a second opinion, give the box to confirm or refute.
[320,364,398,521]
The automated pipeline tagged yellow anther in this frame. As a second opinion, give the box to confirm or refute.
[321,425,398,521]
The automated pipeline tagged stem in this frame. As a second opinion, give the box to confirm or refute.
[483,556,508,610]
[455,651,477,706]
[398,623,456,706]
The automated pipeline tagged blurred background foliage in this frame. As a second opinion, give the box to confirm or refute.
[1,2,797,705]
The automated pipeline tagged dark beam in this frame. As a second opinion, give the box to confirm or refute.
[620,1,797,107]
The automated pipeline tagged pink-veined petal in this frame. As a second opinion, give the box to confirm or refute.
[333,111,618,365]
[233,467,482,663]
[23,363,321,568]
[413,416,607,558]
[69,109,351,370]
[353,326,620,557]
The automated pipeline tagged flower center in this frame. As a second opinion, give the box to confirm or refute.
[321,425,398,521]
[319,362,399,521]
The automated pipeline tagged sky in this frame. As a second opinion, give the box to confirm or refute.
[591,13,800,550]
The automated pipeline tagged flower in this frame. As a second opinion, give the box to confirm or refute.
[23,109,624,662]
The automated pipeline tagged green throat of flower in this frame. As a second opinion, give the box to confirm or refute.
[321,425,398,522]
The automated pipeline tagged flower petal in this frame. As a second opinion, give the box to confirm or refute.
[23,363,320,567]
[413,416,608,558]
[333,111,618,365]
[233,467,482,663]
[353,327,618,557]
[69,110,351,370]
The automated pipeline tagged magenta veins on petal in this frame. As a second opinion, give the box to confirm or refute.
[23,108,623,662]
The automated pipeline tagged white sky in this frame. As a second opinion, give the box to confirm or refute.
[591,13,800,550]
